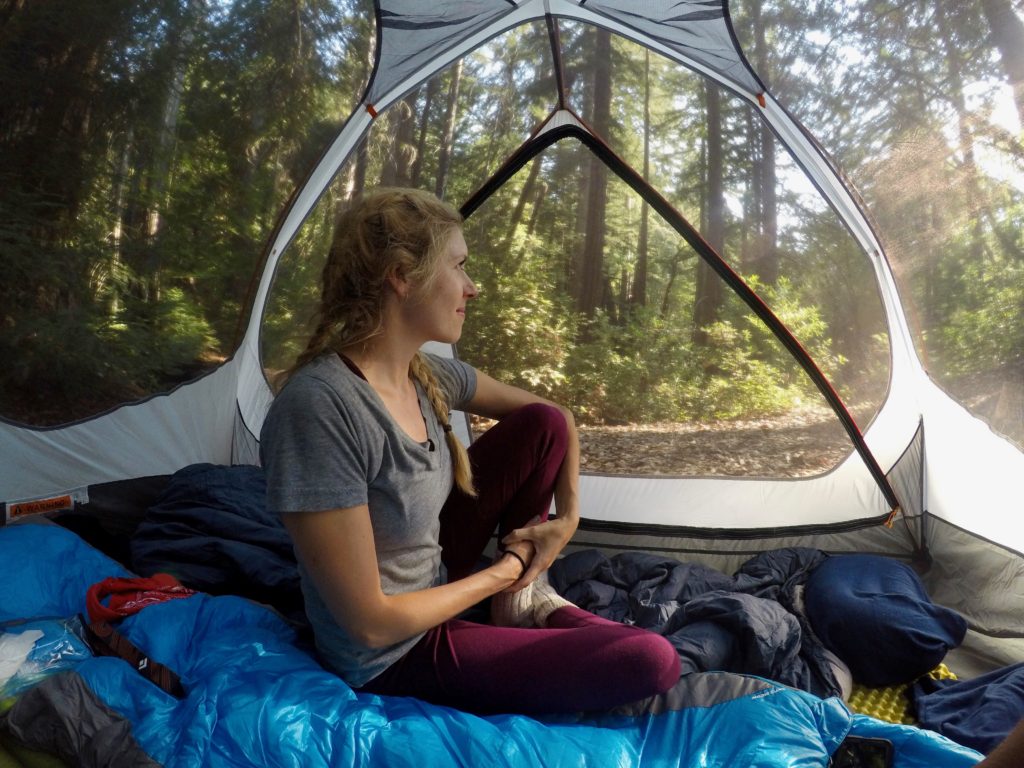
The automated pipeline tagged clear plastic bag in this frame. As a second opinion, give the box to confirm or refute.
[0,616,92,698]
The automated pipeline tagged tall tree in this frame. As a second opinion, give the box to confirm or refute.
[435,61,463,200]
[578,27,612,318]
[632,49,651,309]
[503,157,542,263]
[750,0,778,285]
[138,0,207,303]
[410,78,439,187]
[981,0,1024,126]
[693,81,726,345]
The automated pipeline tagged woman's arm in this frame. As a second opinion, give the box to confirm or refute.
[467,369,581,587]
[976,719,1024,768]
[285,504,533,649]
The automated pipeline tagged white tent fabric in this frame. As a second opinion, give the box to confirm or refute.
[1,360,240,505]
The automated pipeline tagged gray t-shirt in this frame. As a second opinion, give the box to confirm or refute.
[260,351,477,686]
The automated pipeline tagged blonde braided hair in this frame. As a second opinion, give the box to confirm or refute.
[282,188,475,496]
[409,352,476,497]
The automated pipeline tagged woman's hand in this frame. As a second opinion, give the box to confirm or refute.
[501,515,577,590]
[465,368,582,590]
[496,538,536,590]
[285,505,537,648]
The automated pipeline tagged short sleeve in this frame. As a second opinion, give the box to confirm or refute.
[260,373,376,514]
[424,353,476,410]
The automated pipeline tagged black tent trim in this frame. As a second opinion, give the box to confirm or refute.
[461,114,902,515]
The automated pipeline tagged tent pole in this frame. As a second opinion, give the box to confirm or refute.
[462,119,903,516]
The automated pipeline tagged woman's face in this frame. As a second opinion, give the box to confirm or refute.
[406,228,478,344]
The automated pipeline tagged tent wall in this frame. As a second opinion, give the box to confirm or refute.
[922,517,1024,638]
[921,378,1024,554]
[1,360,241,507]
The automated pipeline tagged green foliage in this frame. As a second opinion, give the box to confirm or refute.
[3,0,1021,441]
[462,259,847,425]
[0,0,370,424]
[559,278,846,424]
[458,268,573,402]
[698,321,801,418]
[260,201,339,373]
[0,281,216,424]
[932,251,1024,377]
[557,310,701,424]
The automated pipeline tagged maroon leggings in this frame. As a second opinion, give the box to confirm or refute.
[359,403,680,715]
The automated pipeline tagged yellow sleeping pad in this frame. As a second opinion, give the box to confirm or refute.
[847,664,957,724]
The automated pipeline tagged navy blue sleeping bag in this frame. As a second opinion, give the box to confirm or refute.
[804,554,967,686]
[912,662,1024,754]
[129,463,306,632]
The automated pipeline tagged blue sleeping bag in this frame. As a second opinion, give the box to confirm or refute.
[0,523,983,767]
[912,662,1024,755]
[804,554,968,686]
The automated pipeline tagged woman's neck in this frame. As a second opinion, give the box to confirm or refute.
[340,338,417,395]
[341,296,428,393]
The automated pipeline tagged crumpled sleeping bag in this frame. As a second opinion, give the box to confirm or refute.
[548,547,842,696]
[0,523,983,768]
[911,661,1024,755]
[804,554,968,686]
[129,463,306,632]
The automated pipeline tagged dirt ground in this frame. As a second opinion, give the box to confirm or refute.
[474,404,859,478]
[472,361,1023,478]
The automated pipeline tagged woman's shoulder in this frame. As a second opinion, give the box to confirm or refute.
[422,351,476,383]
[422,351,477,406]
[262,354,385,453]
[280,354,356,396]
[269,354,372,420]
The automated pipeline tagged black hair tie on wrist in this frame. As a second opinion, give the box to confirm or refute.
[501,548,528,579]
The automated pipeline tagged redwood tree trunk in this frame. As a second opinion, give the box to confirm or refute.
[981,0,1024,126]
[632,49,651,309]
[435,60,463,200]
[693,81,725,345]
[410,77,438,188]
[751,0,777,284]
[578,28,612,318]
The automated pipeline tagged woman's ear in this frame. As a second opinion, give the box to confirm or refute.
[386,267,410,301]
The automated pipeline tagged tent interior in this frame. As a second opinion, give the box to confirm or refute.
[2,0,1023,763]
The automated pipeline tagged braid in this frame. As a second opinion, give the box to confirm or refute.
[409,352,476,497]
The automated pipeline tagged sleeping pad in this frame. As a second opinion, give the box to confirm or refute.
[0,523,983,767]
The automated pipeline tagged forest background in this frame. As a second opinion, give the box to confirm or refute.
[1,0,1022,477]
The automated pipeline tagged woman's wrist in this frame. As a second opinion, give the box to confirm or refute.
[489,553,520,584]
[500,548,529,580]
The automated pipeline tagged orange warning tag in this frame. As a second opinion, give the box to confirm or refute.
[8,494,75,519]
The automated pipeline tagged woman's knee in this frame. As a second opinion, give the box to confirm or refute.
[515,402,568,454]
[649,634,682,692]
[623,632,681,696]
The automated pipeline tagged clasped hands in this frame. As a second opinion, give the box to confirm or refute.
[498,515,576,592]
